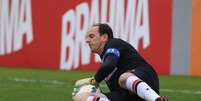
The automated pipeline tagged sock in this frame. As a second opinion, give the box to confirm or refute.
[86,96,110,101]
[126,76,160,101]
[126,76,141,92]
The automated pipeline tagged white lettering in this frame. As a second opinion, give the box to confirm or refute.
[0,0,33,55]
[132,0,150,49]
[0,0,18,54]
[74,3,91,69]
[91,0,102,62]
[14,0,33,51]
[60,10,75,70]
[60,3,91,70]
[125,0,136,45]
[0,0,3,54]
[114,0,125,38]
[100,0,108,23]
[60,0,150,70]
[89,0,99,26]
[108,0,116,30]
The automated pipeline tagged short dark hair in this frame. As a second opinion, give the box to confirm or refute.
[93,23,113,39]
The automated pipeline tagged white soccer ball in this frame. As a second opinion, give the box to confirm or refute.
[75,84,101,95]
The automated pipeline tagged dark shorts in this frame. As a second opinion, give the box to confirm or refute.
[105,66,159,101]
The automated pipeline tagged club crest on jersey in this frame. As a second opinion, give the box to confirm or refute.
[105,48,120,57]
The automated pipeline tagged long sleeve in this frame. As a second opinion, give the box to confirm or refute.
[94,54,119,82]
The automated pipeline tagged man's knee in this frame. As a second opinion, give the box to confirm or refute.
[118,72,135,89]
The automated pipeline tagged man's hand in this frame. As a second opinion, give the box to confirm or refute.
[73,77,100,98]
[155,96,168,101]
[75,77,93,87]
[90,78,98,85]
[75,77,98,87]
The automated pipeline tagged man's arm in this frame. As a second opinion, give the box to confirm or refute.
[94,54,119,83]
[73,53,119,87]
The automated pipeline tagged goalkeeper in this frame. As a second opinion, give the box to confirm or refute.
[73,23,168,101]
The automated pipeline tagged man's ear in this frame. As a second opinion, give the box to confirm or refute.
[102,34,108,41]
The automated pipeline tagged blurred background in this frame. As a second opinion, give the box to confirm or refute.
[0,0,201,101]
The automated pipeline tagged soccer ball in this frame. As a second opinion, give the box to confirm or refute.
[74,84,101,96]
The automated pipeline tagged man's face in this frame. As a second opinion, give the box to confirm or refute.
[85,26,107,53]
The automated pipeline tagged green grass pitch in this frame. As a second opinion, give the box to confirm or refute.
[0,67,201,101]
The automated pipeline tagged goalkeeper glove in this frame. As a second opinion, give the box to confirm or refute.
[90,78,99,86]
[74,77,99,87]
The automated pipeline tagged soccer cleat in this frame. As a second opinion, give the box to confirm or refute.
[155,96,168,101]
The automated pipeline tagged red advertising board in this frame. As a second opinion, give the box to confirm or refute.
[0,0,171,74]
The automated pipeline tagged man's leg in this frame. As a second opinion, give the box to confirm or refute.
[118,72,168,101]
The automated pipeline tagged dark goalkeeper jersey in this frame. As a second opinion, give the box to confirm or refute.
[94,38,155,91]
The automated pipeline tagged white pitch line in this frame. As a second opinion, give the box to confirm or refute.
[1,77,66,85]
[1,77,201,95]
[161,89,201,95]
